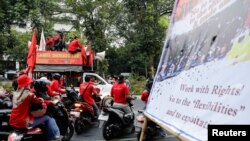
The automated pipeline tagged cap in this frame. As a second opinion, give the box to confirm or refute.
[17,74,33,88]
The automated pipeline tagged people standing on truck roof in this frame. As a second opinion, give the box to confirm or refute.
[54,31,65,51]
[46,34,55,51]
[80,76,102,119]
[66,37,73,49]
[67,36,83,54]
[47,73,66,98]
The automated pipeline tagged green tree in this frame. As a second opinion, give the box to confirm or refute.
[64,0,174,77]
[65,0,122,76]
[111,0,172,76]
[0,0,59,61]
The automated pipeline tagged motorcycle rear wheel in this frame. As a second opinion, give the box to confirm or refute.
[74,118,84,134]
[62,122,74,141]
[102,120,121,140]
[102,121,113,140]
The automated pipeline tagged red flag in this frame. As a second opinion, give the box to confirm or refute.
[88,46,94,66]
[81,44,87,65]
[27,31,37,72]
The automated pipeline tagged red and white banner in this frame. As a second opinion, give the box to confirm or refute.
[36,51,83,65]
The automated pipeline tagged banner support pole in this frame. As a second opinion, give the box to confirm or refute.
[139,116,149,141]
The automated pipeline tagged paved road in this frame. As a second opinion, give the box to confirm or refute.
[71,98,181,141]
[0,98,180,141]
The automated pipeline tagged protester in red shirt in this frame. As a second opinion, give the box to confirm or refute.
[9,74,60,141]
[67,36,82,54]
[48,73,65,97]
[111,75,133,114]
[46,35,55,51]
[54,31,65,51]
[80,76,101,118]
[141,79,153,104]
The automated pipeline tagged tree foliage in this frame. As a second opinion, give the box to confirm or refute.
[0,0,59,60]
[64,0,174,76]
[0,0,175,77]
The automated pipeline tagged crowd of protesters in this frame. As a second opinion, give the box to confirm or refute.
[45,31,86,54]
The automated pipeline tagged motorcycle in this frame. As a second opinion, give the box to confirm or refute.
[70,101,95,134]
[98,96,135,140]
[135,110,166,141]
[0,88,12,109]
[0,90,13,140]
[62,86,79,111]
[8,99,74,141]
[8,79,74,141]
[70,87,101,134]
[0,109,12,140]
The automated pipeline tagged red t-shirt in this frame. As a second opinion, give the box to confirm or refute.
[80,82,97,105]
[46,37,54,46]
[68,39,81,52]
[9,89,41,129]
[111,83,130,104]
[141,90,149,103]
[47,85,56,97]
[50,79,64,94]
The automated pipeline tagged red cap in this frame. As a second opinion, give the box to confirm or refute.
[17,74,33,88]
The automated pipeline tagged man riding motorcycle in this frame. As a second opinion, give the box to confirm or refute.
[48,73,65,97]
[80,76,101,119]
[9,74,61,141]
[111,75,133,114]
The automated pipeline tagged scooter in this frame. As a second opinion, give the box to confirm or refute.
[62,86,79,111]
[98,96,135,140]
[70,101,95,134]
[135,110,166,141]
[8,79,74,141]
[0,91,13,140]
[8,99,74,141]
[70,88,102,134]
[0,109,12,140]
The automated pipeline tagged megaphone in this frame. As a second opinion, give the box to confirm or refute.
[95,51,105,61]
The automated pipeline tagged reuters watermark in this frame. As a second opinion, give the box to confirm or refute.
[208,125,249,140]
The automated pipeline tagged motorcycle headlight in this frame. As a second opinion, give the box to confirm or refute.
[74,103,81,108]
[124,113,133,122]
[137,115,144,123]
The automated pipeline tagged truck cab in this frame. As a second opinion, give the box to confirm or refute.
[82,73,112,98]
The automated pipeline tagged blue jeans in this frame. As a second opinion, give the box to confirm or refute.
[31,115,60,140]
[92,103,99,117]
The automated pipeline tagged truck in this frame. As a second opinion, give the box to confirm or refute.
[33,51,112,98]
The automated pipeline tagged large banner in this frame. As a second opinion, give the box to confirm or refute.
[36,51,83,65]
[145,0,250,140]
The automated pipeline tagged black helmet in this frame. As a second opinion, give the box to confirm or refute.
[53,73,61,80]
[33,80,47,93]
[117,75,124,83]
